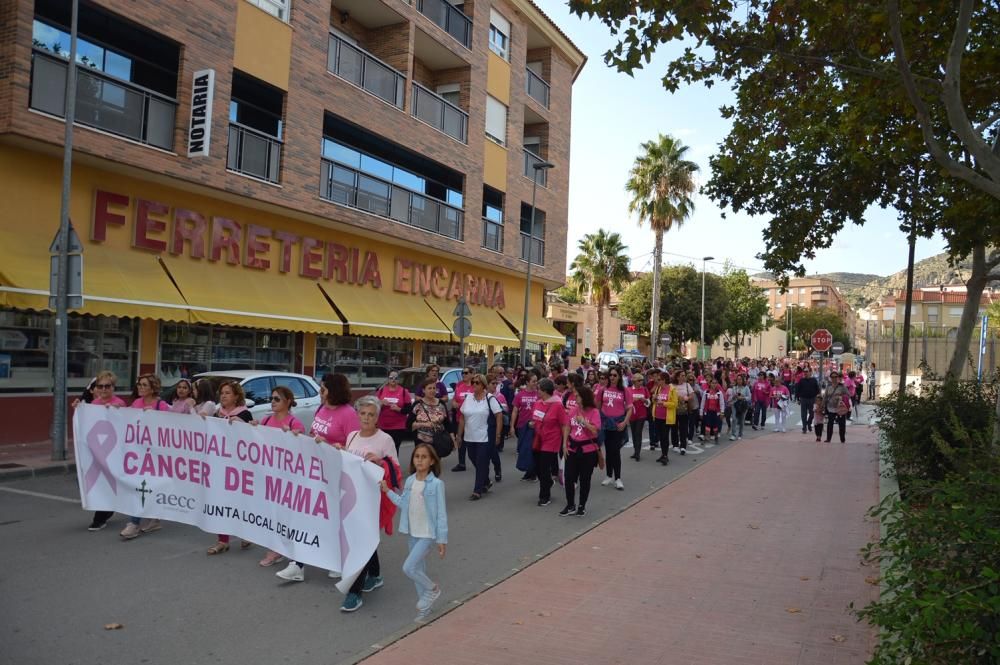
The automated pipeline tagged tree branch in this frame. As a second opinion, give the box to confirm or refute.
[940,0,1000,181]
[974,110,1000,135]
[886,0,1000,200]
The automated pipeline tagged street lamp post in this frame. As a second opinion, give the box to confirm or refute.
[520,159,555,367]
[700,256,714,360]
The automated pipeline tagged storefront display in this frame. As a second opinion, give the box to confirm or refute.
[159,323,294,381]
[315,335,413,388]
[0,310,138,392]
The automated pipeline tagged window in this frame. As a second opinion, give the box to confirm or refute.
[485,95,507,146]
[245,0,290,22]
[799,287,806,294]
[489,9,510,60]
[436,83,460,107]
[242,377,273,405]
[228,71,284,183]
[315,335,413,389]
[949,307,964,317]
[520,202,545,264]
[482,186,504,253]
[159,324,294,378]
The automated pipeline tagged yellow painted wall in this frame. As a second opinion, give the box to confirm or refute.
[483,139,508,190]
[302,332,316,372]
[139,318,159,365]
[233,1,292,91]
[486,51,511,105]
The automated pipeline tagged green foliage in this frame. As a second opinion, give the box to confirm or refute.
[553,285,582,305]
[856,466,1000,665]
[569,230,631,351]
[618,266,725,343]
[876,379,998,487]
[774,305,848,348]
[720,267,769,351]
[625,134,699,236]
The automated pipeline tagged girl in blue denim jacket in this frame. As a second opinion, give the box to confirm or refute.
[381,443,449,622]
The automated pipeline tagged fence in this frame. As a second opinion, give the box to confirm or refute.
[862,321,1000,381]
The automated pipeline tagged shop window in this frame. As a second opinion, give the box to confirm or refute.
[0,310,138,394]
[315,336,414,389]
[422,342,489,373]
[159,323,294,382]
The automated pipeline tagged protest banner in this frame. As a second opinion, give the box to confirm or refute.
[73,404,383,592]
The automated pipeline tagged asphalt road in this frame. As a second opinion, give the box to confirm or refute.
[0,409,847,665]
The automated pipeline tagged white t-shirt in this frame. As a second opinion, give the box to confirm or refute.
[408,478,432,539]
[460,393,503,443]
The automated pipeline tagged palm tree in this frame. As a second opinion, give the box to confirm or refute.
[569,230,631,353]
[626,134,699,358]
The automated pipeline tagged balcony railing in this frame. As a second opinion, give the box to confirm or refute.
[321,158,463,240]
[412,83,468,143]
[482,218,503,253]
[523,148,548,187]
[520,232,544,265]
[327,33,405,109]
[30,51,176,151]
[227,123,281,183]
[525,68,550,108]
[417,0,472,49]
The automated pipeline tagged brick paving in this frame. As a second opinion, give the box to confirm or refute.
[361,423,881,665]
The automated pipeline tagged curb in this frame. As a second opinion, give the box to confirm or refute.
[0,461,76,483]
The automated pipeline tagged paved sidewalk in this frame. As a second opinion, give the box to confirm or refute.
[361,422,881,665]
[0,439,75,481]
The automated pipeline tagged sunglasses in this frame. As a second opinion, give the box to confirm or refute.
[388,375,398,380]
[270,396,284,402]
[95,383,114,389]
[462,370,471,374]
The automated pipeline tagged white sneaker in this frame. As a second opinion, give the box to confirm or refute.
[614,479,624,490]
[672,446,680,452]
[601,477,613,486]
[781,427,787,433]
[772,427,780,432]
[729,435,736,441]
[276,562,304,582]
[417,586,442,611]
[328,570,340,579]
[737,436,743,440]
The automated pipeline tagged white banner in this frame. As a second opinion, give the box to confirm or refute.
[73,404,383,593]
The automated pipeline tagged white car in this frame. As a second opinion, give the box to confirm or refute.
[193,371,322,431]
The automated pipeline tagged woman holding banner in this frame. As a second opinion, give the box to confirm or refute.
[75,370,127,532]
[258,385,307,568]
[205,381,254,554]
[120,374,172,541]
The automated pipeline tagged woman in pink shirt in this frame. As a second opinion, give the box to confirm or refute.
[598,368,633,490]
[169,378,195,414]
[561,384,602,517]
[531,378,567,508]
[511,371,541,481]
[119,374,171,541]
[310,373,361,448]
[376,371,412,456]
[627,372,650,461]
[258,385,307,568]
[76,371,127,532]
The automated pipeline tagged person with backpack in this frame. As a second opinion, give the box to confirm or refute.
[456,374,504,501]
[822,371,851,443]
[408,378,455,460]
[376,371,413,456]
[531,378,568,507]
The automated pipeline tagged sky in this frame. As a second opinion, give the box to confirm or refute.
[533,1,948,280]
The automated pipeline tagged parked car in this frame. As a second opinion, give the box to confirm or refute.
[596,351,622,372]
[394,366,464,402]
[193,371,322,431]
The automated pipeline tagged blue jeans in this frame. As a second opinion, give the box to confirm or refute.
[465,440,492,494]
[403,536,437,601]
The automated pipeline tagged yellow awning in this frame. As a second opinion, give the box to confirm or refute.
[159,256,343,334]
[0,226,194,322]
[498,309,566,345]
[423,299,519,346]
[321,284,453,341]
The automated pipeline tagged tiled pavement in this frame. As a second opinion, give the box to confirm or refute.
[360,422,881,665]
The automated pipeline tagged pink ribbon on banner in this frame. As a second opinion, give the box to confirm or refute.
[339,471,357,567]
[84,420,118,495]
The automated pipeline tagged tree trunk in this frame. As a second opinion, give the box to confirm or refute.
[898,230,916,394]
[596,298,605,354]
[649,229,664,360]
[947,244,990,380]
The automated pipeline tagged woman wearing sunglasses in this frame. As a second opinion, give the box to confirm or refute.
[450,368,476,472]
[596,368,633,491]
[258,386,306,567]
[76,371,127,532]
[377,372,412,456]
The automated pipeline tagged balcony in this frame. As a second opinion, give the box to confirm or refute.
[321,158,463,240]
[411,83,468,143]
[327,33,405,109]
[227,123,281,183]
[520,232,544,265]
[416,0,472,49]
[30,51,176,151]
[525,68,550,108]
[482,218,503,253]
[523,148,548,187]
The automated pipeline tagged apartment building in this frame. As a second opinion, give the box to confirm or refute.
[866,288,997,330]
[755,277,856,340]
[0,0,585,443]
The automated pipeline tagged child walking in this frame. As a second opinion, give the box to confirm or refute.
[382,443,448,622]
[700,379,726,444]
[813,399,825,442]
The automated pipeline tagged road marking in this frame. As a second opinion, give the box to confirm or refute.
[0,486,80,504]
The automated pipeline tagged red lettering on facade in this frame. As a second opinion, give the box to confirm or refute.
[300,237,322,279]
[431,266,448,299]
[133,199,169,252]
[273,231,299,273]
[245,224,272,270]
[394,258,412,293]
[447,271,463,301]
[92,190,129,242]
[359,252,381,288]
[171,209,207,258]
[326,243,349,282]
[210,217,242,265]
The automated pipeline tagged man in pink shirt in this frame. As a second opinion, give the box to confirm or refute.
[450,367,476,472]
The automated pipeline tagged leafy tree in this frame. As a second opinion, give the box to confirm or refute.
[569,0,1000,378]
[552,285,582,305]
[625,134,699,358]
[618,266,725,348]
[719,267,770,358]
[775,306,848,350]
[568,230,631,352]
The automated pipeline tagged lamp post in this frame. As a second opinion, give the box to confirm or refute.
[700,256,714,360]
[520,159,555,367]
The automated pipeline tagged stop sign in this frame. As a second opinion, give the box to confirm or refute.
[811,328,833,352]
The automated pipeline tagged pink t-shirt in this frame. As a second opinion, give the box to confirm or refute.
[131,397,170,411]
[597,385,632,418]
[630,386,650,421]
[311,404,361,447]
[566,406,601,453]
[513,389,539,429]
[376,385,412,431]
[93,395,127,407]
[531,396,567,453]
[262,412,305,433]
[453,381,474,408]
[345,429,398,464]
[170,399,194,414]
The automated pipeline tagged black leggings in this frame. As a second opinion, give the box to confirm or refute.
[629,420,645,457]
[385,429,407,456]
[534,450,557,501]
[603,428,624,480]
[825,411,847,442]
[675,413,689,449]
[564,449,597,508]
[349,550,380,594]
